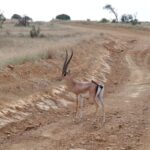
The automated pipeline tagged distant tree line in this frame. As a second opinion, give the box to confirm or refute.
[0,5,141,29]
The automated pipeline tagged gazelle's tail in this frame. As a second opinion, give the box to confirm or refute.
[92,80,104,98]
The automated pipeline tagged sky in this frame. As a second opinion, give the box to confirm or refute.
[1,0,150,22]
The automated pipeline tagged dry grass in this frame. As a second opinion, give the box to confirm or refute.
[0,21,97,68]
[1,20,148,68]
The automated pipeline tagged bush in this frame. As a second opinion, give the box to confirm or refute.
[30,25,40,38]
[99,18,110,23]
[121,14,139,25]
[112,19,117,23]
[56,14,71,20]
[121,14,133,23]
[131,19,139,25]
[0,13,6,28]
[11,14,22,20]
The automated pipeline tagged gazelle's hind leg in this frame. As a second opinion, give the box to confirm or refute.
[89,93,99,124]
[94,99,99,119]
[98,97,105,124]
[93,97,105,126]
[96,87,105,125]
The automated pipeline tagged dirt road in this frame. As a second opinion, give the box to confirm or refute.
[0,23,150,150]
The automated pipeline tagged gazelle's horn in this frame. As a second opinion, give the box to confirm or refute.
[62,50,68,75]
[65,50,73,71]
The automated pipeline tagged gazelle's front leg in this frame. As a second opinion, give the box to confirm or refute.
[74,94,83,122]
[99,97,105,124]
[89,93,98,123]
[76,95,84,119]
[73,94,79,122]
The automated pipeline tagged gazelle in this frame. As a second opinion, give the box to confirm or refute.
[61,50,105,124]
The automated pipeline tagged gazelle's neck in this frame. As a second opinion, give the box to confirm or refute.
[64,74,76,88]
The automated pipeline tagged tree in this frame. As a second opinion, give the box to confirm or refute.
[99,18,110,23]
[11,14,22,20]
[13,15,32,26]
[103,4,118,22]
[0,12,6,28]
[121,14,139,25]
[121,14,133,23]
[56,14,71,20]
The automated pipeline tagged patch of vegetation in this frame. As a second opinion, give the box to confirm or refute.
[99,18,110,23]
[30,25,40,38]
[121,14,140,25]
[0,51,53,68]
[0,12,6,28]
[56,14,71,20]
[131,19,140,25]
[11,14,22,20]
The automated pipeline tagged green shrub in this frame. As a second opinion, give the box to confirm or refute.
[112,19,117,23]
[30,25,40,38]
[11,14,22,20]
[0,13,6,28]
[56,14,71,20]
[99,18,110,23]
[131,19,139,25]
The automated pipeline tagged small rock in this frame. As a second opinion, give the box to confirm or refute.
[109,143,117,146]
[80,141,86,145]
[95,135,101,141]
[127,134,133,138]
[7,65,14,70]
[95,135,106,142]
[4,130,11,134]
[106,147,112,150]
[126,146,132,149]
[70,143,74,147]
[109,135,118,142]
[113,81,118,85]
[120,148,126,150]
[118,124,123,129]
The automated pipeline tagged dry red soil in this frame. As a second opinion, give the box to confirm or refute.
[0,23,150,150]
